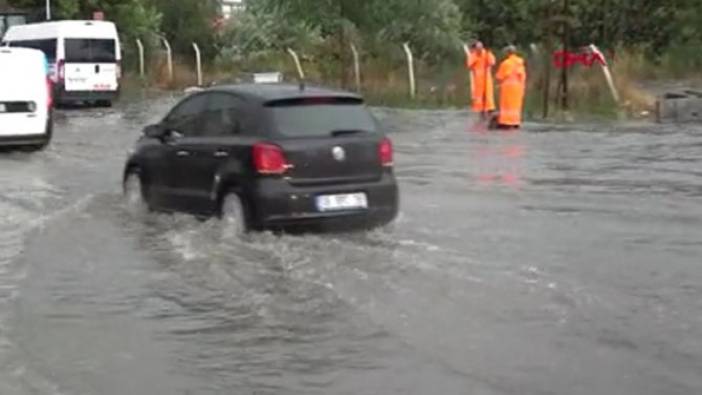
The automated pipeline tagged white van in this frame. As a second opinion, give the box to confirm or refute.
[0,47,53,150]
[2,20,121,107]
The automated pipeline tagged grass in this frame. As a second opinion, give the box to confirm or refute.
[120,46,702,121]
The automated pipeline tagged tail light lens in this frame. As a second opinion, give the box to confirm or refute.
[253,142,289,175]
[116,61,122,80]
[57,60,65,82]
[46,78,53,108]
[379,137,394,167]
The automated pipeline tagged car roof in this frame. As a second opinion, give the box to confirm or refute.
[206,83,363,104]
[0,48,48,86]
[0,46,46,62]
[4,20,119,42]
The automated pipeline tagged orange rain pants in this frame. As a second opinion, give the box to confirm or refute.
[466,49,496,113]
[495,54,527,127]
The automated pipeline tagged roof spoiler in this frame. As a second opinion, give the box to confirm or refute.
[184,86,203,94]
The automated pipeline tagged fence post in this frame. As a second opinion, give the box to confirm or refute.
[135,38,145,78]
[403,43,416,99]
[350,43,361,93]
[589,44,620,105]
[160,36,173,83]
[192,42,202,86]
[286,48,305,83]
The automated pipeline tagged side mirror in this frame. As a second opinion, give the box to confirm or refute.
[143,124,165,139]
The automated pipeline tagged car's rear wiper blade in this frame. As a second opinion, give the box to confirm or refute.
[331,129,370,137]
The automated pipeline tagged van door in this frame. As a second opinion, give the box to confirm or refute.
[63,38,118,94]
[0,49,50,138]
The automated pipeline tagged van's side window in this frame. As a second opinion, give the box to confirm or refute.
[8,39,57,62]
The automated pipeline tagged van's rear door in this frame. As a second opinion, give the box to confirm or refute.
[64,38,118,93]
[0,49,49,137]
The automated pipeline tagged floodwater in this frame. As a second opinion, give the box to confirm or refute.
[1,96,701,395]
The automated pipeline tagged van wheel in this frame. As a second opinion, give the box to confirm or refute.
[124,171,149,215]
[20,144,45,153]
[97,100,113,108]
[28,143,48,152]
[22,121,52,152]
[220,192,248,237]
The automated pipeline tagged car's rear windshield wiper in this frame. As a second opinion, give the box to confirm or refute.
[331,129,371,137]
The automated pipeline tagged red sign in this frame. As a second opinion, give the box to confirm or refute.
[93,11,104,21]
[553,50,606,69]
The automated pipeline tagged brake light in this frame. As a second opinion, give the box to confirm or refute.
[46,78,53,108]
[379,137,394,167]
[57,60,65,82]
[253,143,289,175]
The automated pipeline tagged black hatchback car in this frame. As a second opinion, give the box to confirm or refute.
[123,84,399,233]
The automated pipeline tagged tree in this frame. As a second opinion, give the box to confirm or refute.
[7,0,161,46]
[148,0,219,59]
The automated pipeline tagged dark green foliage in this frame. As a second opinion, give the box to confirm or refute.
[8,0,702,64]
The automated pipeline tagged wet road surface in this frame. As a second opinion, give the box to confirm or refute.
[1,96,701,394]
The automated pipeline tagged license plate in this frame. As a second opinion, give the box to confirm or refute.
[0,104,5,113]
[316,193,368,212]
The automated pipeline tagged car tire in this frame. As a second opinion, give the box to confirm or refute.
[220,192,249,237]
[123,170,149,215]
[20,118,52,152]
[97,100,113,108]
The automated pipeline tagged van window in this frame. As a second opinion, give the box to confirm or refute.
[65,39,116,63]
[8,39,57,62]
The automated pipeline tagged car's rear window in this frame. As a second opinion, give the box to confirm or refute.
[65,39,116,63]
[268,98,377,137]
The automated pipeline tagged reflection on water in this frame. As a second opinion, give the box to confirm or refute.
[471,128,526,188]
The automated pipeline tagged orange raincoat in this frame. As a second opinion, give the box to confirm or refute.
[495,54,527,127]
[467,49,496,113]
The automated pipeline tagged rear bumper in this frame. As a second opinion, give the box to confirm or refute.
[0,133,50,147]
[248,172,399,231]
[55,84,120,103]
[0,112,53,147]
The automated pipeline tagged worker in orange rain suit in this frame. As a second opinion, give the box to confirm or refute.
[466,40,496,117]
[495,45,527,129]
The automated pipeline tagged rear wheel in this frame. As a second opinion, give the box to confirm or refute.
[124,171,148,215]
[20,143,47,153]
[20,117,52,152]
[220,192,248,237]
[97,100,113,108]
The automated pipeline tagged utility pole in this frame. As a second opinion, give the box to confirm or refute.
[542,1,553,119]
[560,0,570,111]
[338,0,348,89]
[46,0,51,20]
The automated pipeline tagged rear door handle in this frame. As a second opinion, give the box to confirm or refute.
[176,150,190,157]
[213,151,229,158]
